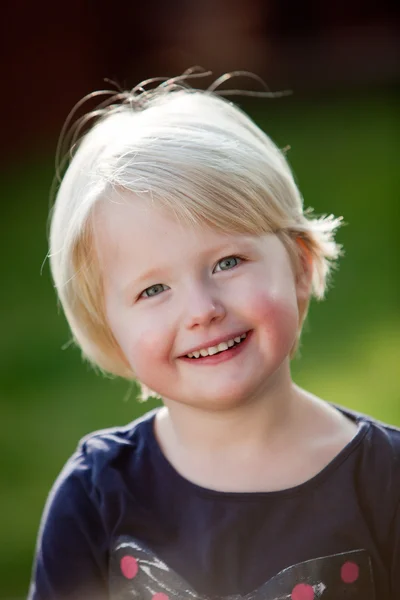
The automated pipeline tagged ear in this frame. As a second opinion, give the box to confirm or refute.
[295,237,313,305]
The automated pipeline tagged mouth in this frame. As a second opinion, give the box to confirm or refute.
[181,330,252,362]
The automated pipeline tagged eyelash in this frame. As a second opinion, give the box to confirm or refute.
[138,255,244,300]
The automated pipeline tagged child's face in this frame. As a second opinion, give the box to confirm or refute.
[95,194,307,410]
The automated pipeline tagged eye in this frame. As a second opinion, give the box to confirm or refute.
[214,256,242,272]
[140,283,169,299]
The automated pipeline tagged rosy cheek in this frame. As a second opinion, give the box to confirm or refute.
[246,289,297,320]
[247,293,299,349]
[125,326,169,373]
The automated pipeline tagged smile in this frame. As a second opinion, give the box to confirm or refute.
[186,332,247,359]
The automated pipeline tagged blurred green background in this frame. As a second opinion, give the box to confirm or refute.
[2,2,400,597]
[1,85,398,598]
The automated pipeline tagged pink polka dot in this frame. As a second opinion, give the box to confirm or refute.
[120,555,139,579]
[341,561,359,583]
[152,594,169,600]
[291,583,314,600]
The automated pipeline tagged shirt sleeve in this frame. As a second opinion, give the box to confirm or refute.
[28,450,109,600]
[390,501,400,597]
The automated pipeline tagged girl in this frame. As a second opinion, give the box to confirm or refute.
[29,72,400,599]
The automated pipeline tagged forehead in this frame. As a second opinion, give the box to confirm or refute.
[93,193,251,264]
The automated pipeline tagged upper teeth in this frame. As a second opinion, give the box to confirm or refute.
[186,333,247,358]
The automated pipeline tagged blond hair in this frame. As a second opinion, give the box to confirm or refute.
[49,72,342,394]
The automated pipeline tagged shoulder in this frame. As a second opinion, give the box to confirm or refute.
[341,405,400,459]
[358,411,400,489]
[337,404,400,502]
[78,408,157,460]
[28,413,157,600]
[74,408,158,482]
[39,409,158,541]
[327,405,400,558]
[49,409,158,505]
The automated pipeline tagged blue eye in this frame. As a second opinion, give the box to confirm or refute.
[140,284,168,298]
[215,256,241,272]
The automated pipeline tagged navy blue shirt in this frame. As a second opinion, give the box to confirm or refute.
[29,407,400,599]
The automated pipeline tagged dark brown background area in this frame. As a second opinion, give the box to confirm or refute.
[2,0,399,161]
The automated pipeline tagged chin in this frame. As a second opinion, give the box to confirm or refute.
[147,356,290,411]
[181,379,268,412]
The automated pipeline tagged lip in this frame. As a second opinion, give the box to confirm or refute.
[179,330,250,358]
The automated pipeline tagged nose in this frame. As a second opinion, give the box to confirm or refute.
[183,283,226,330]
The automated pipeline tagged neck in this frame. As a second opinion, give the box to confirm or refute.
[156,364,300,458]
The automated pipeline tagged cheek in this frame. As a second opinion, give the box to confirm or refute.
[117,318,173,377]
[246,291,299,351]
[105,296,175,382]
